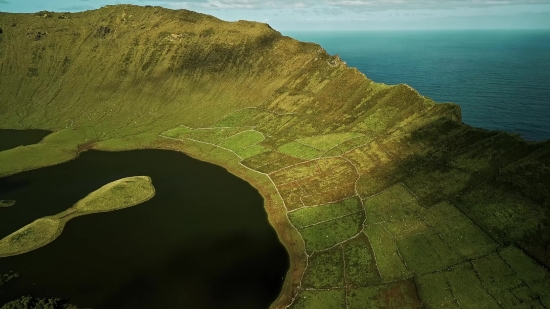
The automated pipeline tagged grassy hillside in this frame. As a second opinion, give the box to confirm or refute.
[1,5,549,308]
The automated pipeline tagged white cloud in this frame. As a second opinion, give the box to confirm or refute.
[145,0,550,10]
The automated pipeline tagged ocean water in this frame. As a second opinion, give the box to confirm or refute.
[283,30,550,142]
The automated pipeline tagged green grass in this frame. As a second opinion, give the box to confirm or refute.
[270,160,318,185]
[288,197,362,228]
[160,125,193,139]
[397,229,463,275]
[289,289,346,309]
[299,211,364,253]
[451,132,535,175]
[279,141,324,160]
[93,132,159,151]
[302,246,345,289]
[403,164,476,206]
[185,127,245,145]
[343,141,393,175]
[434,214,497,260]
[296,132,363,151]
[445,262,501,308]
[219,130,264,152]
[363,186,429,239]
[364,226,411,282]
[0,128,94,177]
[0,218,61,258]
[416,272,460,309]
[347,280,421,309]
[342,233,381,287]
[235,144,269,159]
[240,151,288,170]
[322,135,373,157]
[472,253,525,306]
[511,286,547,308]
[498,246,548,283]
[529,280,550,308]
[355,164,410,200]
[419,201,463,227]
[255,154,304,174]
[214,108,269,127]
[75,176,155,212]
[299,184,357,207]
[453,183,545,246]
[381,214,429,240]
[362,183,417,212]
[277,181,307,211]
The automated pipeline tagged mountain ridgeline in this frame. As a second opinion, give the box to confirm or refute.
[1,5,550,309]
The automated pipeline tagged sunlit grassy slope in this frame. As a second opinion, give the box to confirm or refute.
[1,5,550,308]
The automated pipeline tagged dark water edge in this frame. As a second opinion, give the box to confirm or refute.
[0,148,289,309]
[0,129,51,151]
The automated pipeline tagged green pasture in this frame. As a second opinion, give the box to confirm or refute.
[219,130,264,152]
[240,151,288,170]
[453,183,545,245]
[235,144,269,159]
[434,214,497,260]
[362,183,416,210]
[322,135,373,157]
[472,253,523,305]
[302,246,345,289]
[185,127,245,145]
[416,272,460,309]
[397,229,462,275]
[419,201,463,226]
[364,226,411,282]
[160,125,193,139]
[279,141,324,160]
[277,182,307,211]
[214,108,269,127]
[299,212,364,253]
[270,160,318,185]
[342,233,381,287]
[403,164,475,206]
[347,280,421,309]
[288,197,362,228]
[299,184,357,208]
[355,164,409,199]
[446,262,501,308]
[289,289,346,309]
[296,132,363,151]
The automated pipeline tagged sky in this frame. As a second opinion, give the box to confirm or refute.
[1,0,550,31]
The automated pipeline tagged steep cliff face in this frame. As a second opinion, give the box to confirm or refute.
[0,5,318,129]
[1,5,550,309]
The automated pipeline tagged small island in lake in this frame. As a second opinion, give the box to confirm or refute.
[0,176,155,258]
[0,200,16,208]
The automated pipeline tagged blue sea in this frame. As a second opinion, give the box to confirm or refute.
[282,30,550,142]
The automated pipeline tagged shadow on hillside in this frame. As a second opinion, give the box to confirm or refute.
[354,115,550,268]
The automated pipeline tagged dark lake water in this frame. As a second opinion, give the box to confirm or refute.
[0,142,288,308]
[0,129,51,151]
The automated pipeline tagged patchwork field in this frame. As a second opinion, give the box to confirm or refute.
[1,5,549,308]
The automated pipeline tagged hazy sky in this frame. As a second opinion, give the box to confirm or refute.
[1,0,549,31]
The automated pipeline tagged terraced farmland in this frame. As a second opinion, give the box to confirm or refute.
[1,5,549,308]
